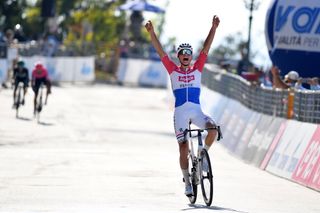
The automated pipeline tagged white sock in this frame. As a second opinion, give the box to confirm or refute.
[181,169,190,185]
[204,144,211,151]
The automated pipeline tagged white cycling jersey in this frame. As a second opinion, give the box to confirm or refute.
[161,52,214,142]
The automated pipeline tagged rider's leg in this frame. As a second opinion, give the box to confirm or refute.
[191,106,217,151]
[33,95,36,114]
[45,80,51,104]
[179,142,190,183]
[23,87,27,97]
[204,122,217,151]
[22,82,27,104]
[46,80,51,94]
[33,91,38,115]
[13,79,18,105]
[174,109,192,194]
[179,141,193,196]
[13,86,17,105]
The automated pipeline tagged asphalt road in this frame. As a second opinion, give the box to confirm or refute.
[0,84,319,213]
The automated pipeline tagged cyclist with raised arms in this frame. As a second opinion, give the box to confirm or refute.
[145,15,220,196]
[12,60,29,107]
[31,62,52,115]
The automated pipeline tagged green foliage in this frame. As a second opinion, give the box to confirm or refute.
[23,7,43,39]
[211,32,248,60]
[64,2,126,56]
[1,0,126,52]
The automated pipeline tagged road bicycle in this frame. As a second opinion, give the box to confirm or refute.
[14,82,24,118]
[35,82,47,123]
[184,122,222,206]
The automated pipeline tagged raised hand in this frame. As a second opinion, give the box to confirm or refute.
[271,66,280,76]
[212,15,220,29]
[145,20,154,33]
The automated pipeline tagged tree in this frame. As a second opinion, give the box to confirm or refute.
[211,32,247,61]
[63,1,126,56]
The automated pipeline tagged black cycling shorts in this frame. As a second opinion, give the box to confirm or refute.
[15,77,29,89]
[33,77,47,95]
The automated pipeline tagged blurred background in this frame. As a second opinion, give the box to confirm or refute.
[0,0,319,122]
[0,0,275,84]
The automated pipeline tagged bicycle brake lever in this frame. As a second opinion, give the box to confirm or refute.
[216,126,223,141]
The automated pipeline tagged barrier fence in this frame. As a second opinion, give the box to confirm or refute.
[200,73,320,192]
[203,67,320,124]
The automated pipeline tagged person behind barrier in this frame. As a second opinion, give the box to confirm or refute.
[307,77,320,91]
[145,15,220,197]
[31,61,51,115]
[271,66,305,90]
[12,60,29,107]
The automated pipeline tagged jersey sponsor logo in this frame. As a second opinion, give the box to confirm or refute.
[36,69,42,74]
[179,83,193,88]
[178,75,195,83]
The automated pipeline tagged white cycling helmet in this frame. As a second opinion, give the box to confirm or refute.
[287,70,299,81]
[34,61,44,68]
[177,43,193,56]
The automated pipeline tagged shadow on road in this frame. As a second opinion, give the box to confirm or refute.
[101,127,174,137]
[16,116,32,121]
[38,121,55,126]
[182,204,249,213]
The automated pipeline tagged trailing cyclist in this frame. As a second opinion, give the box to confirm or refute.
[12,60,29,107]
[145,15,220,197]
[31,61,52,115]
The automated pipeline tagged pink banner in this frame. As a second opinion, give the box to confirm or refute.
[292,126,320,191]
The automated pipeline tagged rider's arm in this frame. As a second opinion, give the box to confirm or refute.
[201,15,220,55]
[145,20,166,59]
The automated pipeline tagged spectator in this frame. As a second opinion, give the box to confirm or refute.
[308,77,320,90]
[42,35,58,57]
[5,29,14,44]
[259,69,273,88]
[271,66,304,89]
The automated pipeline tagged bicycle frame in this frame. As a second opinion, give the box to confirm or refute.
[186,124,222,157]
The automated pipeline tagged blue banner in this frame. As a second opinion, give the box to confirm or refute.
[266,0,320,77]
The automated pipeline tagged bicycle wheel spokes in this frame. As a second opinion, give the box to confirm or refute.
[188,154,198,204]
[200,149,213,206]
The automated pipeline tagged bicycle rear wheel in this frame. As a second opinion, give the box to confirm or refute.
[200,149,213,206]
[15,86,22,118]
[188,154,198,204]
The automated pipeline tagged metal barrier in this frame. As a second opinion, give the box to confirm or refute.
[294,91,320,123]
[203,67,320,124]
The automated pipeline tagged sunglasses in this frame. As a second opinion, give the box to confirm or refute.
[179,49,192,56]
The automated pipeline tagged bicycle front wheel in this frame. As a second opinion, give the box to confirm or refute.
[200,149,213,206]
[15,87,22,118]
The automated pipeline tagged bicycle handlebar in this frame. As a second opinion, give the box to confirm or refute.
[184,126,223,141]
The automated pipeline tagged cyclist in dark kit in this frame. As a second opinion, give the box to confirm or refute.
[12,60,29,107]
